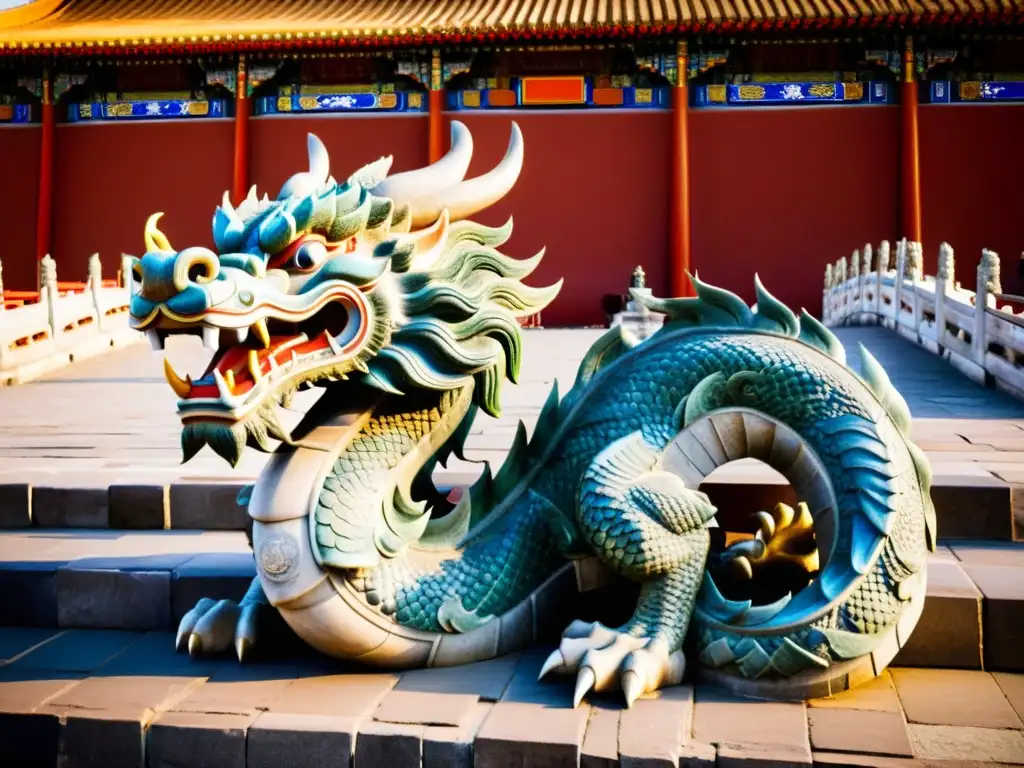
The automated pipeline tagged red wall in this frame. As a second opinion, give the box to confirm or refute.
[448,111,672,327]
[250,115,429,197]
[53,121,233,282]
[689,106,900,316]
[920,105,1024,296]
[0,126,41,290]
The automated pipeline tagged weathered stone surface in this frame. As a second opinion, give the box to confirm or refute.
[60,708,150,768]
[619,685,694,767]
[907,723,1024,763]
[268,672,399,718]
[693,686,810,750]
[108,483,167,530]
[395,654,519,701]
[0,668,80,768]
[7,628,140,672]
[893,562,982,669]
[147,710,254,768]
[811,753,923,767]
[171,663,304,716]
[929,475,1013,541]
[247,712,356,768]
[422,702,492,768]
[56,566,171,630]
[716,741,812,768]
[170,553,255,625]
[355,719,425,768]
[993,672,1024,722]
[679,742,717,768]
[809,671,902,712]
[33,486,109,528]
[0,483,31,528]
[0,627,61,664]
[581,704,620,768]
[807,708,913,757]
[0,563,59,626]
[960,563,1024,672]
[890,668,1023,729]
[373,688,479,727]
[169,483,247,530]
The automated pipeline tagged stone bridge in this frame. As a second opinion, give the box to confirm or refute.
[1,325,1023,767]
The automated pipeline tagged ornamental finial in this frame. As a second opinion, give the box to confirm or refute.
[631,265,647,290]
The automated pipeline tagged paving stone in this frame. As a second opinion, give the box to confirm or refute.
[959,564,1024,672]
[811,753,923,767]
[148,710,254,768]
[907,723,1024,763]
[693,686,810,750]
[807,708,913,757]
[679,742,718,768]
[32,486,109,528]
[373,688,479,727]
[890,668,1023,729]
[394,653,519,701]
[108,483,167,529]
[993,673,1024,722]
[60,707,152,768]
[248,712,357,768]
[170,552,256,625]
[929,475,1013,541]
[355,719,425,768]
[619,685,694,767]
[950,542,1024,567]
[0,562,59,626]
[170,662,305,715]
[809,671,902,712]
[169,483,248,530]
[422,702,492,768]
[716,741,813,768]
[268,672,399,717]
[0,483,31,528]
[580,704,619,768]
[0,627,61,664]
[892,561,982,669]
[6,628,140,671]
[56,565,172,630]
[0,668,81,768]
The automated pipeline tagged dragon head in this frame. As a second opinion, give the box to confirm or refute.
[129,121,561,466]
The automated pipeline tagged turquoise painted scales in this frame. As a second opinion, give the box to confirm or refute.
[128,123,934,706]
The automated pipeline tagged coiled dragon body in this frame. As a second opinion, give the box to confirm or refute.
[129,122,934,706]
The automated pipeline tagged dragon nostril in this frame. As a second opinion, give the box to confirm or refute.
[188,263,208,284]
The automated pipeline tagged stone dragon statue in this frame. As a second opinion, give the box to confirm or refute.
[129,122,935,707]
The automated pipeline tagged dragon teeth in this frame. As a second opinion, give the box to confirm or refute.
[201,326,219,351]
[252,319,271,349]
[146,329,164,353]
[234,327,249,344]
[324,331,343,354]
[247,350,263,383]
[162,358,191,398]
[213,368,234,399]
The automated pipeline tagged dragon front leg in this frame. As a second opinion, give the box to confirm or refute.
[541,431,715,707]
[176,577,271,662]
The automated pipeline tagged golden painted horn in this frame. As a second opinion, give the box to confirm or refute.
[370,121,473,203]
[144,213,175,253]
[406,122,523,228]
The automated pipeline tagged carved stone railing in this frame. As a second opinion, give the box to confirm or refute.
[823,238,1024,398]
[0,254,141,385]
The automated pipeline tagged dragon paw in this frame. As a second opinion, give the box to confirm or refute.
[724,501,820,582]
[538,620,685,709]
[175,597,262,663]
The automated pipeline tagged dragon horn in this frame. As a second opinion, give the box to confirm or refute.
[144,212,174,253]
[307,133,330,184]
[370,121,473,203]
[405,122,523,228]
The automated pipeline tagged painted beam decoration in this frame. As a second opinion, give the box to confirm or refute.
[693,80,894,107]
[254,86,426,114]
[928,80,1024,103]
[0,103,32,122]
[68,98,228,121]
[448,75,670,110]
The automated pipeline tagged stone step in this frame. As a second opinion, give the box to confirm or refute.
[0,530,1022,675]
[0,472,1018,541]
[1,625,1023,768]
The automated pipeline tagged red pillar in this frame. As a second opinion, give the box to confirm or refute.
[232,54,250,204]
[428,50,444,164]
[900,36,922,243]
[35,68,55,288]
[669,40,693,298]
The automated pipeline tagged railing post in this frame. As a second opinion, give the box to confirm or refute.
[852,248,864,320]
[861,244,873,321]
[40,254,59,340]
[893,239,906,331]
[88,254,103,330]
[836,257,848,324]
[973,250,1000,369]
[877,240,889,321]
[934,243,954,354]
[121,254,135,298]
[823,264,833,323]
[907,241,923,341]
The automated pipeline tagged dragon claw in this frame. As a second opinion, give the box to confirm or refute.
[188,633,203,657]
[176,596,258,662]
[621,670,642,708]
[538,648,566,681]
[573,667,596,709]
[721,502,820,579]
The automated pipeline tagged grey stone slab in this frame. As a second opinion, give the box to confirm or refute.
[716,741,812,768]
[32,486,109,528]
[394,653,519,701]
[373,688,479,727]
[169,483,248,530]
[581,704,620,768]
[811,755,922,768]
[960,564,1024,672]
[692,686,810,750]
[929,476,1014,541]
[147,710,254,768]
[170,552,255,625]
[619,686,695,768]
[806,708,913,757]
[422,702,492,768]
[268,672,400,718]
[0,627,62,664]
[0,563,59,626]
[56,566,171,630]
[59,708,150,768]
[248,712,357,768]
[0,483,31,528]
[171,664,303,716]
[108,483,167,529]
[355,719,425,768]
[679,742,718,768]
[6,629,140,672]
[0,667,81,767]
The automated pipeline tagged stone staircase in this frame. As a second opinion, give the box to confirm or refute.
[1,479,1023,767]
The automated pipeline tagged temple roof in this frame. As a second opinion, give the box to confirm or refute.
[0,0,1022,54]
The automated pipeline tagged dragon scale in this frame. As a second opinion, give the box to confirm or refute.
[129,122,935,706]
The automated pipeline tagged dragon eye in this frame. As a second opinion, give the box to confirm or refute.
[292,240,328,271]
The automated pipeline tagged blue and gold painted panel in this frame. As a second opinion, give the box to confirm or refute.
[692,81,894,108]
[255,88,425,114]
[0,104,32,123]
[928,81,1024,104]
[68,99,228,122]
[447,76,670,110]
